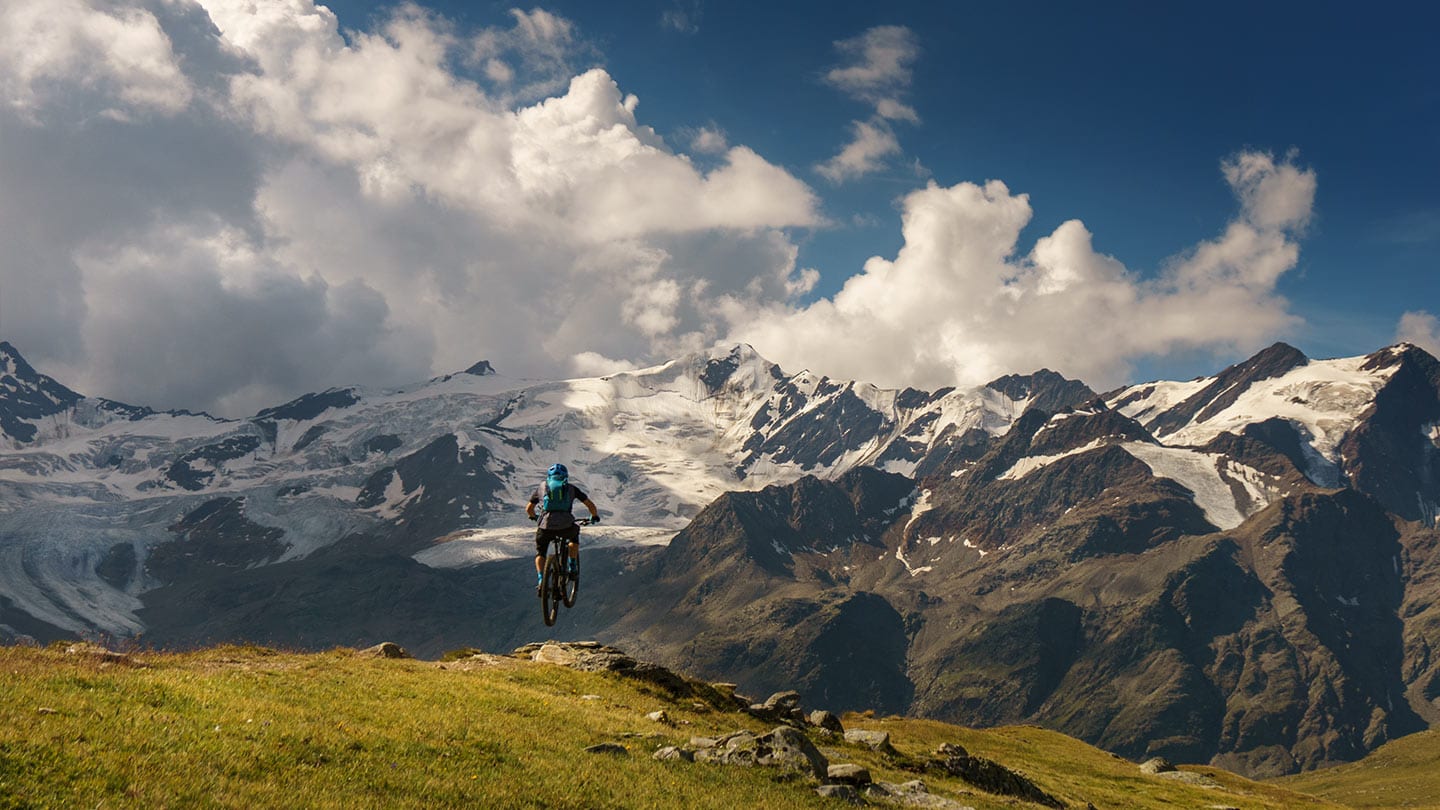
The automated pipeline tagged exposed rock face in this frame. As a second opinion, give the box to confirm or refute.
[1339,345,1440,522]
[0,341,83,443]
[146,497,288,584]
[930,743,1062,808]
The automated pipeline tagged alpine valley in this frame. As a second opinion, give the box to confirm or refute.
[3,338,1439,779]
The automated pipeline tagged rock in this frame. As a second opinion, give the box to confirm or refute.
[763,690,804,712]
[931,748,1063,809]
[815,784,862,803]
[1154,770,1223,788]
[581,695,602,701]
[865,781,978,809]
[723,731,759,753]
[583,743,628,755]
[653,746,694,762]
[935,743,968,759]
[690,727,827,777]
[36,707,57,715]
[646,710,669,723]
[356,642,410,659]
[845,729,897,755]
[808,710,845,734]
[1139,756,1176,774]
[532,643,580,666]
[756,726,828,778]
[64,643,140,667]
[826,763,871,785]
[516,642,703,700]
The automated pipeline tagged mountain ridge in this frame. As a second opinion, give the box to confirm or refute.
[4,338,1440,778]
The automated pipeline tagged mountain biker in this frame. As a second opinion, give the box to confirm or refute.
[527,463,600,593]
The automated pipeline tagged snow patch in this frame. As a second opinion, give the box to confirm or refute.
[997,438,1108,480]
[1161,355,1395,468]
[1121,442,1238,528]
[904,489,934,532]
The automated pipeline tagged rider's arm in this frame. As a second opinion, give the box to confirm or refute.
[581,497,599,520]
[526,492,539,520]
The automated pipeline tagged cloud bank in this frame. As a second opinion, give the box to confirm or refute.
[0,1,1319,418]
[731,151,1317,391]
[0,0,818,415]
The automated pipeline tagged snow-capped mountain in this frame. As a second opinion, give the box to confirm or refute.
[591,341,1440,778]
[6,337,1440,778]
[0,341,1084,638]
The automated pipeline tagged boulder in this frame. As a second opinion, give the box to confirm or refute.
[826,763,871,786]
[808,710,845,734]
[815,784,862,804]
[356,642,410,659]
[646,710,669,724]
[756,726,828,778]
[583,743,628,755]
[763,690,804,712]
[864,780,975,809]
[1139,756,1176,774]
[653,746,694,762]
[844,729,897,755]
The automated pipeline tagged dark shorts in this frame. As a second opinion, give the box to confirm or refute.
[535,524,580,556]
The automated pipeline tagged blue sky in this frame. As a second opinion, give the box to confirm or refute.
[0,0,1436,414]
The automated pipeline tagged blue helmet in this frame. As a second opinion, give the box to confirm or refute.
[548,463,568,479]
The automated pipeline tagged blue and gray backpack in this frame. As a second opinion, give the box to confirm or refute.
[541,465,573,513]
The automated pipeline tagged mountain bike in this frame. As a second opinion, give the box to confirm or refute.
[539,518,590,626]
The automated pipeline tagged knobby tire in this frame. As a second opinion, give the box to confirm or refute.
[541,552,562,626]
[562,559,578,608]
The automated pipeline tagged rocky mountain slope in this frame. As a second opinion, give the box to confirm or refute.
[0,340,1086,639]
[4,338,1439,779]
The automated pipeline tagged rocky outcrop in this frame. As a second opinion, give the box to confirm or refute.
[929,743,1062,808]
[356,642,410,659]
[515,641,736,707]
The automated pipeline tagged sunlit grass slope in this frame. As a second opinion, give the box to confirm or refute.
[1,643,1340,809]
[1271,728,1440,809]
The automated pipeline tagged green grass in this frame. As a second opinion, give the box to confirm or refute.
[0,643,1342,809]
[1270,728,1440,809]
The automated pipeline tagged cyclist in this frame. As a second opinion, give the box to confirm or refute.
[526,463,600,593]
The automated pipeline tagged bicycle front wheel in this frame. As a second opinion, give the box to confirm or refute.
[561,562,578,608]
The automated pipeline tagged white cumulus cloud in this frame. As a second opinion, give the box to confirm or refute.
[0,0,821,416]
[0,0,193,117]
[1397,311,1440,357]
[731,151,1317,392]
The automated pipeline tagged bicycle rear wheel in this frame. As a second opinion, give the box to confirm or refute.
[541,553,562,626]
[561,560,578,608]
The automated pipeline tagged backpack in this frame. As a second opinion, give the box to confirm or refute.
[541,475,574,513]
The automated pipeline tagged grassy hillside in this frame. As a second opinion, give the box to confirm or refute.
[0,642,1341,809]
[1271,728,1440,809]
